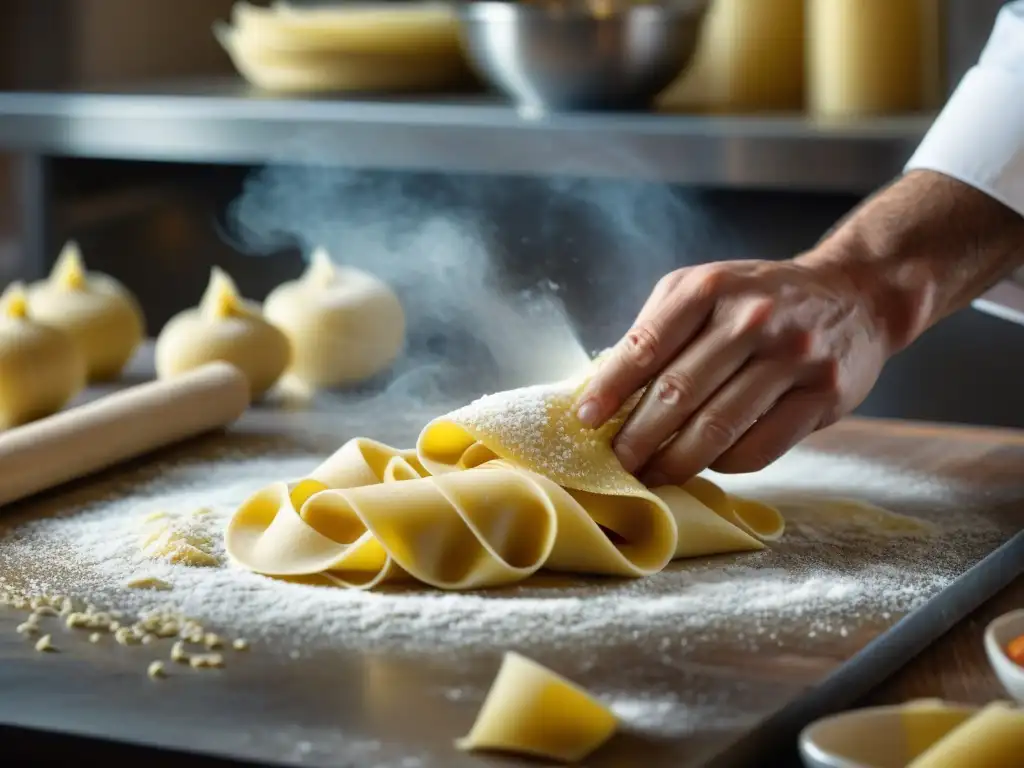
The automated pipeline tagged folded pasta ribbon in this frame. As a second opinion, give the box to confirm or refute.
[225,374,785,591]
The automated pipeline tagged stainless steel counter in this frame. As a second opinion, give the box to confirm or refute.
[0,80,932,193]
[0,349,1023,768]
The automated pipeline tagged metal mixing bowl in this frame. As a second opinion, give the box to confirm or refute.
[456,0,709,111]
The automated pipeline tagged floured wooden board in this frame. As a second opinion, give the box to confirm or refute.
[0,387,1022,767]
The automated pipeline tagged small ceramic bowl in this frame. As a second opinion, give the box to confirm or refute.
[798,702,979,768]
[984,608,1024,704]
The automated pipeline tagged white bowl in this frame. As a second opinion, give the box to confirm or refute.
[984,608,1024,704]
[798,702,979,768]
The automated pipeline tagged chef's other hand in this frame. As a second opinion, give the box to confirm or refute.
[574,258,887,485]
[573,170,1024,486]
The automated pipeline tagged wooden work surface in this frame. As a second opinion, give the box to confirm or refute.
[815,421,1024,711]
[0,390,1022,768]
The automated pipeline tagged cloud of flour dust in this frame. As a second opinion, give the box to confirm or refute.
[222,164,716,407]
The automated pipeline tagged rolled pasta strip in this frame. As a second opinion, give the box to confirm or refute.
[906,701,1024,767]
[456,651,617,763]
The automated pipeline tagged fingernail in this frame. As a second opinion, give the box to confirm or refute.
[614,443,638,473]
[576,399,601,427]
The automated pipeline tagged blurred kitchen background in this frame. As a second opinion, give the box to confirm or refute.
[0,0,1019,426]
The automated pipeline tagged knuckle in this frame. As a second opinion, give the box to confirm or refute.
[622,325,660,367]
[692,264,728,302]
[696,412,737,448]
[736,297,775,336]
[655,369,699,406]
[653,269,686,297]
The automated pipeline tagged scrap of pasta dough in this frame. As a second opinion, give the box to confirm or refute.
[906,701,1024,767]
[456,651,617,763]
[224,368,785,590]
[124,576,173,591]
[900,699,977,761]
[141,509,220,567]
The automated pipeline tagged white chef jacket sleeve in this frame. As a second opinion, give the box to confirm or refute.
[905,1,1024,217]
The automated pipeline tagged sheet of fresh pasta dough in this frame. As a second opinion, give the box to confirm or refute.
[225,365,785,591]
[455,651,618,763]
[906,702,1024,768]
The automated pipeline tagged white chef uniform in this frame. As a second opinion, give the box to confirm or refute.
[908,3,1024,321]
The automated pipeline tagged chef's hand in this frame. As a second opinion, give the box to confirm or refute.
[573,257,890,485]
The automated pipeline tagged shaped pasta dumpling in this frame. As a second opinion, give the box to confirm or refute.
[26,241,145,381]
[263,247,405,389]
[0,282,86,429]
[155,267,290,399]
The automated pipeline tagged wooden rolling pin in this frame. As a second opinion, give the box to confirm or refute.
[0,361,250,508]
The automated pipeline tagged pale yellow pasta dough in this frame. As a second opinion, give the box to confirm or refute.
[456,651,617,763]
[263,248,405,389]
[155,267,291,400]
[901,699,977,762]
[215,2,468,94]
[25,241,144,381]
[907,701,1024,767]
[225,366,785,590]
[0,282,85,429]
[230,1,461,56]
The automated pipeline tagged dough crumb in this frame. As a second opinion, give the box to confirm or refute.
[170,640,189,664]
[232,638,249,651]
[114,627,137,646]
[189,652,224,669]
[204,632,222,649]
[89,632,102,643]
[16,620,38,635]
[125,576,173,591]
[34,634,55,652]
[147,661,166,679]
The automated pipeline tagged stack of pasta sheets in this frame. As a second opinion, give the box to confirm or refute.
[225,371,786,591]
[214,1,471,93]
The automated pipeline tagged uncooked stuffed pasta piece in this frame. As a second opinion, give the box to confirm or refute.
[0,282,85,428]
[155,267,290,400]
[263,247,405,389]
[26,241,144,381]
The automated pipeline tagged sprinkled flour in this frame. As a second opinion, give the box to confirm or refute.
[0,433,1014,749]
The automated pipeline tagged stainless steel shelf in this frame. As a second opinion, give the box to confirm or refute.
[0,80,935,193]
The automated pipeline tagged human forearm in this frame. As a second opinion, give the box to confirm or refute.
[800,169,1024,356]
[801,2,1024,355]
